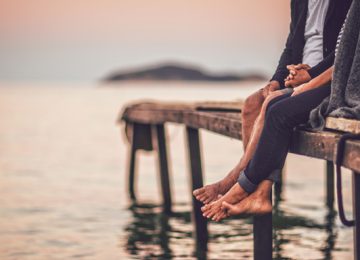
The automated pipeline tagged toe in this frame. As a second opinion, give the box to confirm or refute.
[193,187,205,196]
[203,196,215,205]
[203,208,212,217]
[201,204,212,211]
[196,195,202,201]
[216,210,227,221]
[207,209,218,219]
[196,195,203,202]
[212,212,221,222]
[222,201,237,216]
[198,194,209,203]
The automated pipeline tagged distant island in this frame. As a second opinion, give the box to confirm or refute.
[103,63,267,82]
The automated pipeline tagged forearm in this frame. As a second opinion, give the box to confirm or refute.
[307,51,335,79]
[302,66,333,91]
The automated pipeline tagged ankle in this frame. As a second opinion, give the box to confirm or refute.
[222,170,240,185]
[234,192,247,201]
[253,189,271,201]
[254,181,272,195]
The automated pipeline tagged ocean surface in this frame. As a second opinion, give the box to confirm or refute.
[0,81,355,259]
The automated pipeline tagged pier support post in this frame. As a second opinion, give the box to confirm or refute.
[128,128,137,201]
[274,163,285,200]
[126,122,153,201]
[153,124,172,214]
[353,172,360,260]
[185,126,208,250]
[326,161,335,209]
[254,191,272,260]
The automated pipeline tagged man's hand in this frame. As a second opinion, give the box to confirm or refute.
[284,64,312,88]
[262,80,280,98]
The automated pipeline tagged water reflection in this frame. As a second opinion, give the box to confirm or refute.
[272,189,337,260]
[124,192,339,259]
[124,203,192,259]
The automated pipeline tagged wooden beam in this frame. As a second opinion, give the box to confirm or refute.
[254,192,273,260]
[326,117,360,134]
[325,161,335,209]
[120,100,243,125]
[153,124,173,213]
[121,101,360,173]
[120,100,244,122]
[353,172,360,260]
[126,123,137,201]
[185,126,208,250]
[289,130,360,173]
[125,122,153,151]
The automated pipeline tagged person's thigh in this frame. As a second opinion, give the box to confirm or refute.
[264,88,294,115]
[267,84,331,124]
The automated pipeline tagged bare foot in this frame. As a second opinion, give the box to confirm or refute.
[201,183,248,222]
[193,182,221,204]
[193,168,239,204]
[221,185,272,217]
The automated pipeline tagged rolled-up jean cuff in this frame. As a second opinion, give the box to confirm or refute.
[267,169,282,183]
[237,170,257,194]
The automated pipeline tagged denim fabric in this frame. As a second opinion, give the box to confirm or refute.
[238,170,257,194]
[237,85,331,193]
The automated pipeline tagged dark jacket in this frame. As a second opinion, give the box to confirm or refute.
[271,0,352,87]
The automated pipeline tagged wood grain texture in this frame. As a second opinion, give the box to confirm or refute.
[120,101,360,173]
[325,117,360,134]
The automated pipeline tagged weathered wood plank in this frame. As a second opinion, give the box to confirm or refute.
[120,100,243,123]
[326,117,360,134]
[120,101,360,173]
[289,129,360,173]
[120,101,194,124]
[183,111,242,139]
[195,100,243,112]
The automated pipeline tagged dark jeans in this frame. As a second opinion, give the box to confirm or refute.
[237,84,331,193]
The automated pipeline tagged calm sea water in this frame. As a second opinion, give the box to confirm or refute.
[0,82,355,259]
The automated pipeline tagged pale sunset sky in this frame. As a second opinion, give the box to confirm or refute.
[0,0,290,82]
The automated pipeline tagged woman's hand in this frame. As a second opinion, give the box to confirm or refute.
[285,64,312,88]
[291,84,307,97]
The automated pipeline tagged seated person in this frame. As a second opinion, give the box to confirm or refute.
[202,7,349,220]
[203,65,334,221]
[193,0,351,205]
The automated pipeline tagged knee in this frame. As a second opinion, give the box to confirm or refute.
[263,95,276,115]
[242,90,264,118]
[264,96,281,117]
[266,103,288,127]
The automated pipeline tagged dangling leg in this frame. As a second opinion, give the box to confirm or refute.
[193,90,290,204]
[202,85,331,221]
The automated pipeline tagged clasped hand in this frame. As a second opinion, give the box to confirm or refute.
[284,64,311,88]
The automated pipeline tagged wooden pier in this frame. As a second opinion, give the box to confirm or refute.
[119,100,360,260]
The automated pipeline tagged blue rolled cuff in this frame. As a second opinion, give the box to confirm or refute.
[237,170,258,194]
